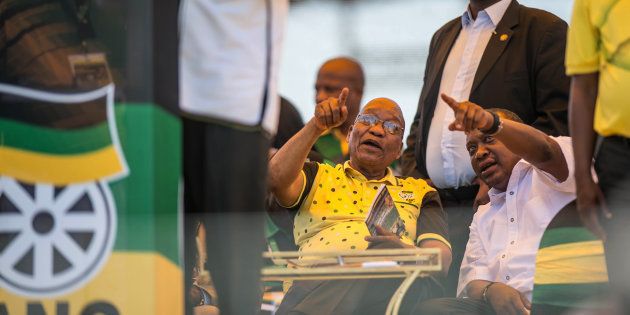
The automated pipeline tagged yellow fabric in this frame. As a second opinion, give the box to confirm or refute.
[331,128,349,157]
[293,161,445,256]
[0,145,124,185]
[566,0,630,137]
[534,240,609,285]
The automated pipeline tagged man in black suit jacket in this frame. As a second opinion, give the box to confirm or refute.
[401,0,569,297]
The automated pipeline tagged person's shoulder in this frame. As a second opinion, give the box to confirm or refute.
[395,176,435,193]
[432,16,461,39]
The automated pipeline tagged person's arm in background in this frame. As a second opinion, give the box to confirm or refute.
[570,74,611,240]
[442,94,568,181]
[531,18,570,136]
[565,0,611,240]
[269,88,348,206]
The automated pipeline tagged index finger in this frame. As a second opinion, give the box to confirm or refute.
[440,93,459,110]
[338,87,349,107]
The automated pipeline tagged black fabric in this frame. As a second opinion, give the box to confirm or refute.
[276,276,445,315]
[273,97,305,149]
[595,136,630,297]
[415,297,495,315]
[401,0,570,179]
[438,194,476,298]
[286,162,319,212]
[417,191,450,244]
[182,118,268,315]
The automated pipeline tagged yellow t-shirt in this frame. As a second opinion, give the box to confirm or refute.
[566,0,630,137]
[286,161,450,256]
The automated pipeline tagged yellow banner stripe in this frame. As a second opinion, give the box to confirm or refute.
[1,252,182,315]
[535,240,609,285]
[0,145,123,185]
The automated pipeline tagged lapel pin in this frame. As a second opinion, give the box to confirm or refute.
[500,34,509,41]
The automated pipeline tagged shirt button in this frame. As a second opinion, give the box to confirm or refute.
[510,218,515,222]
[510,241,515,245]
[506,275,511,280]
[509,191,514,195]
[501,254,506,258]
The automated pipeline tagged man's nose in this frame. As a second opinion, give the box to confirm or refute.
[368,122,386,137]
[315,90,328,104]
[476,145,489,159]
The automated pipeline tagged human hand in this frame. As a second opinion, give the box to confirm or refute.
[313,87,349,132]
[486,282,531,315]
[365,225,414,249]
[441,93,494,133]
[575,176,612,241]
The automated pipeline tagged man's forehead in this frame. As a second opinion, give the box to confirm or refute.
[466,129,485,143]
[363,99,403,121]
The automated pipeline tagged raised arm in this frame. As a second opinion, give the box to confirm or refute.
[268,88,349,206]
[441,93,568,181]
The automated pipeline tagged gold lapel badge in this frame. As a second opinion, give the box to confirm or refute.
[500,34,509,41]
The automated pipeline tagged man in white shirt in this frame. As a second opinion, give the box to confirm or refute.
[401,0,570,295]
[417,93,575,315]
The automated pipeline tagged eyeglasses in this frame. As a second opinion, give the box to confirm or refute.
[354,114,404,135]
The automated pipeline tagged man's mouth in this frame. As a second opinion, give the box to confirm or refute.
[479,160,498,177]
[360,139,383,151]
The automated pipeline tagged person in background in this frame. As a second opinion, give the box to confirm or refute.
[566,0,630,309]
[179,1,288,314]
[312,57,365,165]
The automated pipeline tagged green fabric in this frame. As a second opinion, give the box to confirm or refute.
[0,118,111,154]
[539,227,598,249]
[110,103,181,265]
[314,133,344,165]
[532,283,609,308]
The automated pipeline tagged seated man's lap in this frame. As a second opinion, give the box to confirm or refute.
[416,297,495,315]
[277,277,444,315]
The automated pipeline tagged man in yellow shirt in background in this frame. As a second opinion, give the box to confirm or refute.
[566,0,630,305]
[268,88,451,314]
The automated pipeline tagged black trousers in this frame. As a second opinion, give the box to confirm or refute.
[595,136,630,302]
[183,118,269,315]
[276,276,445,315]
[437,186,478,297]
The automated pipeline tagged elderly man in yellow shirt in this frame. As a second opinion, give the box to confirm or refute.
[268,88,452,314]
[566,0,630,304]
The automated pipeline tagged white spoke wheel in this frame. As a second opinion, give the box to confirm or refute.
[0,177,116,297]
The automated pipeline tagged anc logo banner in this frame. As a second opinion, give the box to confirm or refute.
[0,83,183,315]
[0,84,124,299]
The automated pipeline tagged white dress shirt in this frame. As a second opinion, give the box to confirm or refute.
[457,137,576,302]
[426,0,511,189]
[179,0,289,133]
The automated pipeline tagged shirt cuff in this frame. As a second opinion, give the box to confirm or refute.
[416,233,451,250]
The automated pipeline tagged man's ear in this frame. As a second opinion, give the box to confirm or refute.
[396,140,403,159]
[347,126,353,142]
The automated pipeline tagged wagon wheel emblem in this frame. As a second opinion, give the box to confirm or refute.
[0,176,116,297]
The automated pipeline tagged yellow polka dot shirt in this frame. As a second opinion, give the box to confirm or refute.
[284,161,450,254]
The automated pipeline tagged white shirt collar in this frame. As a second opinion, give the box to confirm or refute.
[462,0,512,27]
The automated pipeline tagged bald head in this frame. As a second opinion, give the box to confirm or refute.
[362,98,405,128]
[315,57,365,133]
[317,57,365,91]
